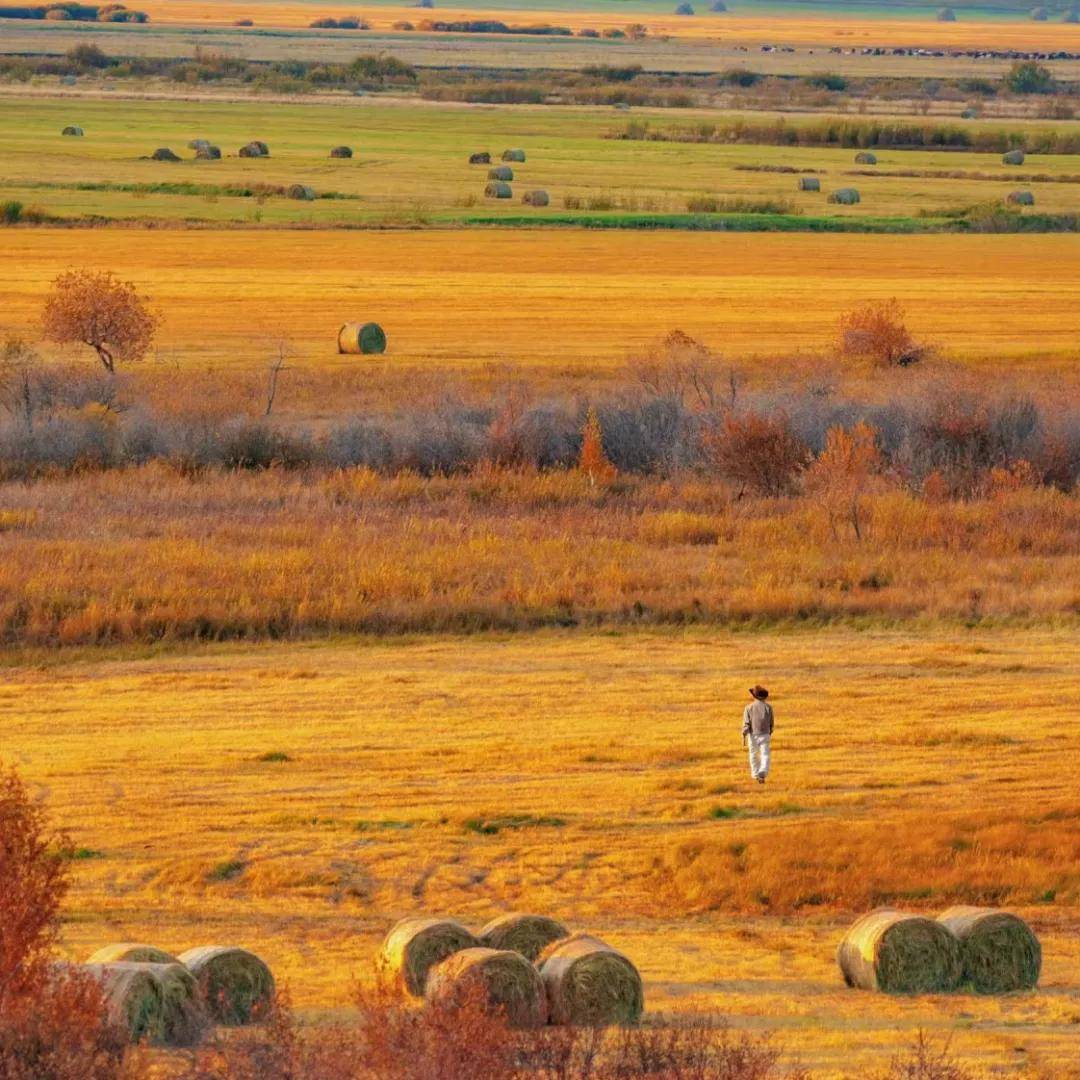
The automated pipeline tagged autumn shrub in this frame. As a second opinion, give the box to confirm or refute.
[876,1031,976,1080]
[838,298,926,367]
[706,413,809,497]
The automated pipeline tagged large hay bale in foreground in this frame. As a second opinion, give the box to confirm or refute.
[538,933,644,1026]
[151,148,181,162]
[426,947,548,1028]
[502,148,526,162]
[837,910,962,994]
[143,962,210,1046]
[1007,190,1035,206]
[195,145,222,160]
[854,151,877,165]
[61,125,84,136]
[486,181,512,199]
[338,321,387,354]
[479,913,568,961]
[378,917,478,997]
[1003,149,1025,165]
[828,187,860,204]
[178,946,275,1025]
[798,176,820,191]
[88,943,179,965]
[522,190,550,207]
[938,907,1041,993]
[286,183,316,200]
[488,165,514,181]
[330,145,353,158]
[469,152,491,164]
[84,962,165,1043]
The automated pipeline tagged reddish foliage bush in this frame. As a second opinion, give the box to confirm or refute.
[707,412,809,497]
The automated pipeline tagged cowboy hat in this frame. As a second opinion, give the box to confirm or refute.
[749,685,769,700]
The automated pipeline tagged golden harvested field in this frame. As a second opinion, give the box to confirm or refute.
[5,627,1079,1075]
[4,228,1080,372]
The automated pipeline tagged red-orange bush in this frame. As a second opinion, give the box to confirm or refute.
[707,413,809,497]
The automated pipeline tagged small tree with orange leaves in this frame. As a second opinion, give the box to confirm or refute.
[805,422,884,541]
[579,407,616,485]
[42,269,158,373]
[838,298,925,368]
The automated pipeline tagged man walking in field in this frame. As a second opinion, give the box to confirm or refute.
[743,685,774,785]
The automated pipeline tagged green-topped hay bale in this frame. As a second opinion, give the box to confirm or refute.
[798,176,820,191]
[195,145,222,160]
[178,946,275,1025]
[522,190,550,207]
[140,962,210,1046]
[479,913,568,962]
[854,151,878,165]
[488,165,514,181]
[330,145,353,158]
[538,933,644,1026]
[469,152,491,164]
[828,187,860,204]
[61,125,84,136]
[84,962,166,1043]
[250,140,269,155]
[1030,6,1048,18]
[338,321,387,355]
[675,2,694,12]
[485,181,512,199]
[937,6,956,20]
[1007,190,1034,206]
[426,947,548,1028]
[937,907,1041,994]
[1003,149,1025,165]
[837,910,962,994]
[188,139,211,151]
[88,943,179,965]
[710,0,727,9]
[286,184,316,201]
[378,917,478,997]
[151,148,181,162]
[239,141,269,158]
[502,149,526,162]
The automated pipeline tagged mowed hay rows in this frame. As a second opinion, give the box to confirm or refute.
[538,934,644,1026]
[178,946,275,1025]
[479,913,569,962]
[837,910,963,994]
[426,947,548,1028]
[938,907,1042,993]
[378,917,478,997]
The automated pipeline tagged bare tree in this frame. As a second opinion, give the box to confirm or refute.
[265,337,292,417]
[41,269,158,373]
[0,336,43,432]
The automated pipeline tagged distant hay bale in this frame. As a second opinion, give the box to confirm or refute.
[84,962,165,1043]
[151,148,181,162]
[502,148,526,162]
[469,152,491,164]
[675,2,694,12]
[250,140,269,155]
[188,139,211,151]
[330,145,353,158]
[798,176,821,191]
[1002,149,1026,165]
[538,933,644,1026]
[337,321,387,355]
[479,913,568,961]
[88,943,179,965]
[240,141,269,157]
[710,0,727,9]
[486,181,512,199]
[1006,190,1035,206]
[854,151,877,164]
[961,107,978,119]
[178,946,275,1025]
[61,125,84,136]
[937,5,956,19]
[837,910,963,994]
[286,183,316,200]
[1030,6,1048,18]
[378,917,478,997]
[489,165,514,181]
[1066,7,1079,21]
[195,145,222,160]
[426,948,548,1028]
[828,187,860,204]
[522,190,550,207]
[937,907,1041,994]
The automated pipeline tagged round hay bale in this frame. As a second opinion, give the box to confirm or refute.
[522,190,550,207]
[195,145,222,160]
[188,139,211,151]
[61,125,84,136]
[854,151,878,165]
[1066,7,1079,21]
[1003,149,1026,165]
[837,910,963,994]
[828,187,860,204]
[675,2,694,13]
[377,917,478,997]
[141,962,210,1046]
[178,946,275,1025]
[88,943,179,965]
[330,145,353,158]
[485,181,512,199]
[238,143,262,158]
[83,962,165,1043]
[338,321,387,355]
[710,0,727,9]
[489,165,514,181]
[479,913,567,961]
[287,183,316,200]
[151,148,181,162]
[250,140,269,155]
[937,5,956,19]
[961,107,978,119]
[938,907,1041,993]
[1030,6,1048,18]
[469,152,491,164]
[538,933,644,1026]
[502,148,526,162]
[426,947,547,1028]
[1007,190,1035,206]
[798,176,821,192]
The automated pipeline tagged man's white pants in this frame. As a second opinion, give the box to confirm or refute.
[748,733,771,780]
